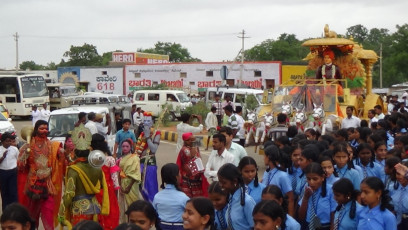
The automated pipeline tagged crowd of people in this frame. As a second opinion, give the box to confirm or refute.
[2,96,408,230]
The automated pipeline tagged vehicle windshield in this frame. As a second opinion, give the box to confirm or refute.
[109,96,119,103]
[21,76,48,98]
[177,93,190,103]
[48,114,77,137]
[60,87,78,96]
[118,96,130,103]
[0,113,7,121]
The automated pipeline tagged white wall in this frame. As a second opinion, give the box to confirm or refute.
[80,67,124,94]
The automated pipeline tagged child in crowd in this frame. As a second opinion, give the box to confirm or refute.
[217,163,255,229]
[297,145,319,200]
[391,161,408,229]
[252,200,286,230]
[319,152,339,185]
[208,182,228,230]
[153,163,189,230]
[287,144,303,198]
[332,178,362,230]
[298,163,337,230]
[125,200,158,230]
[261,185,301,230]
[384,156,401,193]
[182,197,215,230]
[354,143,385,182]
[238,156,265,203]
[333,143,362,190]
[261,145,294,216]
[358,177,396,230]
[374,141,387,167]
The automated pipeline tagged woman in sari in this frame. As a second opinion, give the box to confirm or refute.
[118,139,141,223]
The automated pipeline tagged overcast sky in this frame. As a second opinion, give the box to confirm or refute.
[0,0,407,69]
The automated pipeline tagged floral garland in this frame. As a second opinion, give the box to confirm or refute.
[135,132,147,155]
[322,64,336,79]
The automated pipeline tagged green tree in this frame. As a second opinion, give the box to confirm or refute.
[244,33,308,61]
[101,50,123,66]
[141,42,201,62]
[45,62,58,70]
[62,43,103,66]
[346,24,368,44]
[19,61,44,70]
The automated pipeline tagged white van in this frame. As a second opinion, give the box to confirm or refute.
[47,106,116,151]
[205,87,272,114]
[133,90,192,119]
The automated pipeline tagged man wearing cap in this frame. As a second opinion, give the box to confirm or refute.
[176,132,208,198]
[95,113,111,140]
[0,132,19,210]
[31,105,41,127]
[316,49,342,80]
[85,112,98,135]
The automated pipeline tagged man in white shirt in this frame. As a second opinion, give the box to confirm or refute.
[204,133,235,181]
[40,103,50,122]
[84,112,98,134]
[205,107,218,150]
[368,109,378,127]
[341,106,361,129]
[218,126,247,166]
[133,107,144,137]
[95,113,111,140]
[0,132,19,210]
[234,106,246,147]
[374,105,385,120]
[176,113,203,154]
[31,105,41,127]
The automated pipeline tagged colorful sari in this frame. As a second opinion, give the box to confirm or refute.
[118,153,141,223]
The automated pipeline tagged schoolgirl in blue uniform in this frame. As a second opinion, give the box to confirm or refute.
[333,143,362,190]
[217,163,256,230]
[374,141,387,167]
[319,152,339,185]
[296,145,319,202]
[287,144,303,197]
[152,163,189,230]
[208,181,229,230]
[332,178,362,230]
[252,200,286,230]
[384,157,400,193]
[262,185,301,230]
[238,156,265,203]
[391,161,408,229]
[298,163,337,230]
[261,145,295,216]
[354,143,385,182]
[358,177,396,230]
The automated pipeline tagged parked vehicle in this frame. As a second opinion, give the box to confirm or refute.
[133,90,192,120]
[0,113,15,136]
[47,83,78,110]
[0,103,9,119]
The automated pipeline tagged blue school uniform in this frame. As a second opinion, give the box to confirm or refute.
[288,166,302,195]
[357,204,397,230]
[326,174,339,185]
[214,206,228,230]
[334,201,362,230]
[354,159,385,182]
[375,159,385,167]
[335,165,362,191]
[262,168,292,195]
[247,179,266,203]
[298,184,337,225]
[286,214,301,230]
[296,173,307,199]
[226,188,256,230]
[391,183,408,224]
[152,184,189,225]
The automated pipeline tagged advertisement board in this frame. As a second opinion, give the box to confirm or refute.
[281,65,307,85]
[112,52,169,64]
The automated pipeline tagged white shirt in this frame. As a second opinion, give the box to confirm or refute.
[40,108,51,122]
[228,142,248,166]
[204,148,235,181]
[133,112,144,126]
[236,114,245,139]
[205,112,218,130]
[31,110,41,126]
[341,116,361,129]
[176,122,203,154]
[96,122,109,140]
[0,146,19,170]
[85,120,98,134]
[376,113,385,120]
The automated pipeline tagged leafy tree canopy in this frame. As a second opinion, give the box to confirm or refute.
[140,41,201,62]
[61,43,103,66]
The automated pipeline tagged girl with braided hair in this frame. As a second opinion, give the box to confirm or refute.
[217,163,255,230]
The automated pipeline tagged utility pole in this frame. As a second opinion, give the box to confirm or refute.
[238,30,249,86]
[13,32,19,71]
[380,43,383,88]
